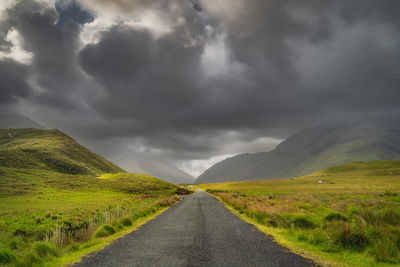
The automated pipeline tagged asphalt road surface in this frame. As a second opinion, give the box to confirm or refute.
[75,190,316,267]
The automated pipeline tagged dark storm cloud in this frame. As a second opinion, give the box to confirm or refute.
[1,0,400,174]
[200,0,400,115]
[287,0,400,112]
[77,0,304,139]
[78,4,207,131]
[11,5,82,108]
[79,26,154,85]
[1,0,98,111]
[0,59,31,103]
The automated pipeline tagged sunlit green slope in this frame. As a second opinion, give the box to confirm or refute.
[0,128,124,176]
[0,128,180,266]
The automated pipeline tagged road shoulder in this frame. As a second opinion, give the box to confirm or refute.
[206,192,329,267]
[52,204,179,267]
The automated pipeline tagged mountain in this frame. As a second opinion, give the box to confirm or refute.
[195,118,400,183]
[126,160,194,184]
[0,112,46,129]
[0,129,179,265]
[114,155,195,184]
[0,128,124,175]
[0,128,180,197]
[0,112,193,184]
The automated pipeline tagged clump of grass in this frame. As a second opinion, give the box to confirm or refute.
[324,213,347,222]
[379,191,399,197]
[0,248,16,264]
[157,196,180,207]
[120,217,133,227]
[245,210,268,224]
[267,214,290,228]
[175,187,192,195]
[94,224,115,238]
[299,228,329,247]
[370,234,400,263]
[292,217,315,229]
[381,209,400,225]
[9,238,24,250]
[206,189,227,194]
[19,253,42,266]
[112,221,124,231]
[360,208,400,226]
[66,243,80,253]
[336,225,369,251]
[34,242,58,258]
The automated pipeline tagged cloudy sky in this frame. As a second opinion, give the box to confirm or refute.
[1,0,400,177]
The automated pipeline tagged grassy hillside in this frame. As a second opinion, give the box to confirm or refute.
[196,120,400,183]
[201,161,400,266]
[0,128,181,266]
[0,128,123,176]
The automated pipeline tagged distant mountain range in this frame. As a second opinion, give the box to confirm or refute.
[0,113,194,184]
[195,117,400,183]
[116,156,195,185]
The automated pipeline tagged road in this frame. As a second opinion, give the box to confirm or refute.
[75,190,315,267]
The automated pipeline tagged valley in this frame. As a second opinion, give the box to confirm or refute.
[1,127,400,266]
[1,0,399,266]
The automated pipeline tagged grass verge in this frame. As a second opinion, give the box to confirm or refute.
[0,194,180,266]
[49,204,176,266]
[201,161,400,267]
[0,128,184,266]
[210,193,343,267]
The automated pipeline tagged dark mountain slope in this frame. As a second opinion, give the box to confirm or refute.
[123,158,195,184]
[196,119,400,183]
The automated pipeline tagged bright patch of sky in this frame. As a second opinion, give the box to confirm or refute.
[55,0,93,27]
[0,29,33,64]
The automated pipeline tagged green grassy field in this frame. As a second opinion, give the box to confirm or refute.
[0,128,182,266]
[201,160,400,267]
